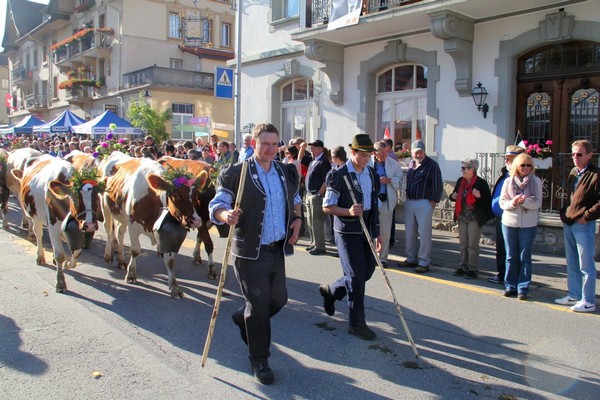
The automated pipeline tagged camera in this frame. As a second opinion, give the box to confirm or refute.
[378,193,388,202]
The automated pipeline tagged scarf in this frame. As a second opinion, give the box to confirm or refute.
[506,174,534,199]
[455,175,477,218]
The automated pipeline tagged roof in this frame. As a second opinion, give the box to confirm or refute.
[33,110,87,134]
[2,0,46,51]
[178,45,235,61]
[72,111,144,137]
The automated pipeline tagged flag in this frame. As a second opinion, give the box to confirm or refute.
[383,125,391,140]
[5,93,13,110]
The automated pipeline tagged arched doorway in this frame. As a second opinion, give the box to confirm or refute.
[516,41,600,212]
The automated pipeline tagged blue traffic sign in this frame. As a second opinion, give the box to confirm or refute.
[215,67,234,100]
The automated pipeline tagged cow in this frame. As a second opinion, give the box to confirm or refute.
[11,157,104,293]
[4,148,44,230]
[158,156,217,279]
[102,157,205,298]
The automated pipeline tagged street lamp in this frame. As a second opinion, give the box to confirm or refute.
[117,95,124,117]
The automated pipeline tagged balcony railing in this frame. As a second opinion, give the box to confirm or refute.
[53,30,113,64]
[309,0,423,28]
[25,94,52,109]
[12,66,33,83]
[475,152,600,214]
[123,66,214,91]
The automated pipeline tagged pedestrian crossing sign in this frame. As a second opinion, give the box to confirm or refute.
[215,67,234,100]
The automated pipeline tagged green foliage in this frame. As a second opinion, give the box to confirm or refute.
[69,168,106,197]
[127,91,173,143]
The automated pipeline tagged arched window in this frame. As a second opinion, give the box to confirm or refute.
[280,79,314,145]
[376,64,427,152]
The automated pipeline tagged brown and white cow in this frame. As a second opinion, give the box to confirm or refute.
[102,157,204,298]
[12,157,104,293]
[158,156,217,279]
[4,148,44,230]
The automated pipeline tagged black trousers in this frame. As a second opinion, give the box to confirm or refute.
[233,242,287,361]
[330,232,376,327]
[495,217,506,278]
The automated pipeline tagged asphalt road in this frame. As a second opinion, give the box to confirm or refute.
[1,199,599,400]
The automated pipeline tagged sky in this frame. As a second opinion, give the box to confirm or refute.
[1,0,50,53]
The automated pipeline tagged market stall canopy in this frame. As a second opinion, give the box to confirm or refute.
[72,111,144,138]
[0,115,46,136]
[32,110,86,134]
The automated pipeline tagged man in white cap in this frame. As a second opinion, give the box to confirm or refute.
[398,140,442,273]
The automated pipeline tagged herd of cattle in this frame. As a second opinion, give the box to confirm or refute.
[0,147,219,298]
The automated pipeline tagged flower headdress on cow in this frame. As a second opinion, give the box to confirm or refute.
[69,167,106,197]
[161,166,196,194]
[93,123,127,160]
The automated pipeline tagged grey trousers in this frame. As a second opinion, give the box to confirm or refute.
[404,199,434,267]
[305,193,326,251]
[458,219,481,271]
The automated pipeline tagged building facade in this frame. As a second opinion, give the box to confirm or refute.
[237,0,600,193]
[2,0,235,140]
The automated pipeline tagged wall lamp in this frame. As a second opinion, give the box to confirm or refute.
[471,82,489,119]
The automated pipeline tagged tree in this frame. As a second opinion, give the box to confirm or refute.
[127,91,173,143]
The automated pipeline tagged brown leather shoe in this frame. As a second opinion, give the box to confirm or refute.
[348,325,377,340]
[397,260,418,268]
[415,265,430,273]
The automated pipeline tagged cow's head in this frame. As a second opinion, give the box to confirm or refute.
[49,168,105,233]
[147,168,203,229]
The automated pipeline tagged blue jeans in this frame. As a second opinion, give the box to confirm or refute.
[563,221,597,304]
[502,225,537,294]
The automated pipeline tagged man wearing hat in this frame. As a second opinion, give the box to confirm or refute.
[305,139,332,255]
[488,145,526,284]
[319,134,381,340]
[398,140,442,273]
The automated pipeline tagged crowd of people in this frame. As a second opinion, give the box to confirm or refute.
[3,126,597,385]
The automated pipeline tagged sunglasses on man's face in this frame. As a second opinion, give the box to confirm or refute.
[572,152,584,157]
[460,166,471,170]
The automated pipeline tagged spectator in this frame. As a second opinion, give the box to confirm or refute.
[369,140,403,267]
[305,140,331,256]
[397,140,442,273]
[499,153,542,300]
[555,139,599,312]
[239,133,254,162]
[488,145,526,284]
[449,158,493,279]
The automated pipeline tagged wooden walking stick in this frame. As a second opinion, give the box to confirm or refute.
[343,175,420,359]
[202,160,249,367]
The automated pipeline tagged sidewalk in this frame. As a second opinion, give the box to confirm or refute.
[311,222,599,303]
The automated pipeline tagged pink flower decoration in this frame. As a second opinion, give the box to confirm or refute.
[101,142,109,148]
[173,177,188,188]
[522,140,528,145]
[546,140,553,145]
[118,138,126,144]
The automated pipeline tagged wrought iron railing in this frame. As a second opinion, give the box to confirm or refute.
[53,30,113,63]
[308,0,423,28]
[475,152,600,214]
[24,94,51,109]
[123,66,214,91]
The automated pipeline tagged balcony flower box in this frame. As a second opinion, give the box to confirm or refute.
[534,157,553,170]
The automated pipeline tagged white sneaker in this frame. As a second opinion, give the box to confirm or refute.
[554,295,579,305]
[570,301,596,313]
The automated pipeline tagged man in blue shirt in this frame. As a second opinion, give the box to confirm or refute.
[209,123,302,384]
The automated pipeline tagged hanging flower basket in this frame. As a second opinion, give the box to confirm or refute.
[534,157,552,170]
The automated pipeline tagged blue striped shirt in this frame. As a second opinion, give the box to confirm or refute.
[405,156,443,202]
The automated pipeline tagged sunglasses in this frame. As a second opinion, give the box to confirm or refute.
[460,166,471,170]
[520,164,532,168]
[572,152,584,157]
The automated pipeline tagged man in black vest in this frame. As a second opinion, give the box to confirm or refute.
[305,139,332,255]
[209,123,302,384]
[319,134,381,340]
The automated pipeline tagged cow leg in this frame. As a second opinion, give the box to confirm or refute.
[199,227,216,279]
[164,252,184,299]
[32,220,45,266]
[102,204,115,264]
[192,230,203,265]
[1,205,7,229]
[48,223,69,293]
[125,225,143,284]
[115,222,127,269]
